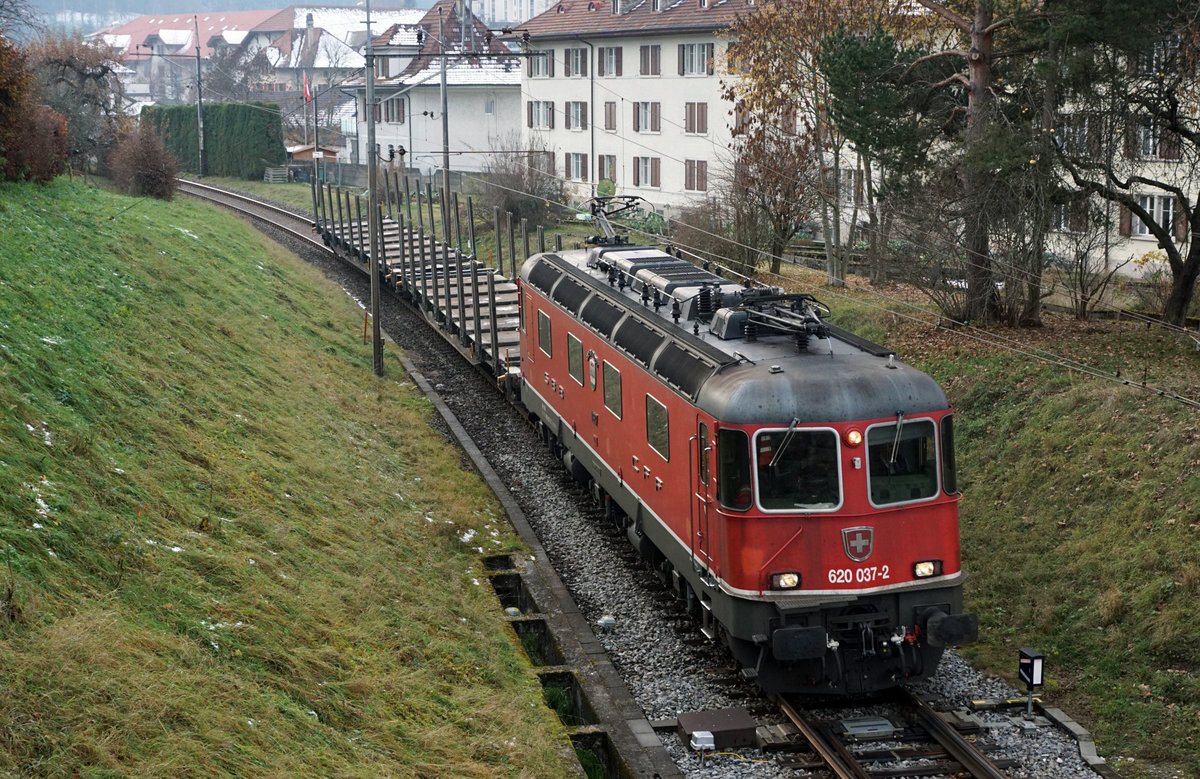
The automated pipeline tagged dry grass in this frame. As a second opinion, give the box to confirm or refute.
[0,178,571,777]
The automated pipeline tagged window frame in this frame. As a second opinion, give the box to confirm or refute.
[864,418,941,508]
[537,309,553,357]
[567,333,584,385]
[645,394,670,461]
[1134,193,1175,237]
[602,360,622,418]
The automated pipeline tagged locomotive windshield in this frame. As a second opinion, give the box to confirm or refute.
[867,419,938,505]
[755,428,840,510]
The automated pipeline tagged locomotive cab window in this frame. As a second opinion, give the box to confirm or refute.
[537,310,552,357]
[867,419,938,505]
[717,428,751,511]
[755,427,840,510]
[602,361,622,418]
[646,394,669,460]
[567,333,584,385]
[941,414,958,495]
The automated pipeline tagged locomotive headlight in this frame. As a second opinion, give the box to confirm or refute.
[771,572,801,589]
[913,560,943,578]
[845,429,863,447]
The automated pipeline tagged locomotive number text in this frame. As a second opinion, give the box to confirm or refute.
[827,566,891,585]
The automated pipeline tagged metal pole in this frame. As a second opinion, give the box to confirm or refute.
[439,8,451,208]
[537,225,545,253]
[466,195,477,256]
[426,181,437,245]
[193,15,205,177]
[365,0,383,376]
[507,211,516,278]
[453,191,463,251]
[493,206,503,271]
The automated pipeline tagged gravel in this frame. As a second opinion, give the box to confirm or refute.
[256,216,1106,779]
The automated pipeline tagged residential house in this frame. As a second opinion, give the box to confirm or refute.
[351,0,522,177]
[520,0,748,217]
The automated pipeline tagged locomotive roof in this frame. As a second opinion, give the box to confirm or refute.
[520,245,949,424]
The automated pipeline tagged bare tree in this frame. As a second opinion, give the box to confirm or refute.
[26,32,127,173]
[478,132,564,230]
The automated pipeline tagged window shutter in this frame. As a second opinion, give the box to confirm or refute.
[615,47,623,76]
[581,103,588,129]
[685,160,694,190]
[698,102,707,134]
[651,157,660,187]
[564,51,572,77]
[597,47,606,76]
[678,44,685,75]
[527,54,533,76]
[583,155,589,182]
[652,45,659,75]
[698,161,707,191]
[633,105,640,132]
[581,50,588,76]
[1174,197,1188,242]
[605,101,615,130]
[527,101,533,127]
[548,51,555,77]
[1119,205,1132,237]
[633,159,640,187]
[706,43,714,75]
[640,45,647,74]
[565,153,571,177]
[684,103,693,133]
[548,101,555,129]
[373,103,381,122]
[651,102,660,132]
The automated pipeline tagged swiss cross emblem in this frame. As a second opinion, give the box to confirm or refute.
[842,527,874,562]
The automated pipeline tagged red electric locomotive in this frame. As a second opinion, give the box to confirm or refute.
[514,201,977,695]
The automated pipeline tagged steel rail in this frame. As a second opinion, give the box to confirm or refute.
[176,179,329,255]
[897,687,1011,779]
[776,694,871,779]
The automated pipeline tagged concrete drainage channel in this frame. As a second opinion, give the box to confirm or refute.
[396,349,681,779]
[483,555,668,778]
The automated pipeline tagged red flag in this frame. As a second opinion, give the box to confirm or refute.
[303,72,311,103]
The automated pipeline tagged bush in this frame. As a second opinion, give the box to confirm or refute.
[109,125,178,200]
[3,103,67,182]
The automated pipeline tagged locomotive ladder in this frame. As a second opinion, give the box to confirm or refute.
[311,178,524,384]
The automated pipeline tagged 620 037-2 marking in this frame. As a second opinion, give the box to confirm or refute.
[827,565,890,585]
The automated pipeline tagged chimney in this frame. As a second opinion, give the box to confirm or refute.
[306,12,313,29]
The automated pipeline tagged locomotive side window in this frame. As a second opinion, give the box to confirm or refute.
[867,419,938,505]
[717,428,752,510]
[646,395,669,460]
[755,428,840,510]
[567,333,584,385]
[537,310,552,357]
[941,415,958,494]
[602,361,622,418]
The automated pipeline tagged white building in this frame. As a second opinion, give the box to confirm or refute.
[351,0,523,176]
[520,0,747,217]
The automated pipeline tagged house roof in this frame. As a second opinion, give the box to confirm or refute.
[263,26,365,70]
[95,9,281,58]
[522,0,750,39]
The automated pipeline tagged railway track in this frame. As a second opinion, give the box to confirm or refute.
[176,179,321,247]
[776,687,1014,778]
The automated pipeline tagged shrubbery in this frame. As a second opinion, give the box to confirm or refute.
[109,125,178,200]
[0,35,68,183]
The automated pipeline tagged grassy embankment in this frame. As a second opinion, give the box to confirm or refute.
[817,280,1200,779]
[0,178,573,777]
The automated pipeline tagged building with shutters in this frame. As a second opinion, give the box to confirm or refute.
[520,0,748,216]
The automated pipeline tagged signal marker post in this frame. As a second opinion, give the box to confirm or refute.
[1018,647,1045,719]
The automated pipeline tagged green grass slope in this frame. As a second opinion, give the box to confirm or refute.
[0,179,572,777]
[835,298,1200,778]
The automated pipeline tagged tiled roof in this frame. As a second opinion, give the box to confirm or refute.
[521,0,750,39]
[95,9,282,58]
